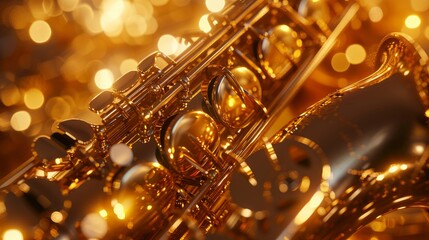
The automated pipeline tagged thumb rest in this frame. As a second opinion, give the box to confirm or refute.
[1,0,429,239]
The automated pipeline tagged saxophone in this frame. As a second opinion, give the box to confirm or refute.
[1,0,428,239]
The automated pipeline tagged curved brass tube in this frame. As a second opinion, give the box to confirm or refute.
[272,33,429,239]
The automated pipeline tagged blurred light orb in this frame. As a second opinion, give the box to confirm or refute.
[205,0,225,12]
[345,44,366,65]
[100,13,124,37]
[81,213,108,239]
[73,4,94,27]
[10,111,31,132]
[120,58,138,75]
[331,52,350,72]
[50,211,64,223]
[84,11,103,34]
[150,0,169,6]
[24,88,45,110]
[9,6,30,30]
[29,20,52,43]
[3,229,23,240]
[125,15,147,37]
[368,6,383,23]
[199,14,211,33]
[101,0,125,18]
[99,209,108,218]
[145,17,158,35]
[95,69,114,90]
[45,97,72,120]
[411,0,429,12]
[405,14,421,29]
[158,34,178,55]
[110,143,134,166]
[1,85,21,107]
[58,0,80,12]
[113,202,126,220]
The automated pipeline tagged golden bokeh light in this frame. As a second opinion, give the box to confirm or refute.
[370,220,387,232]
[99,0,127,37]
[113,202,126,220]
[150,0,169,6]
[199,14,211,33]
[411,0,429,12]
[24,88,45,110]
[101,0,126,18]
[29,20,52,43]
[72,4,98,33]
[50,211,64,223]
[145,17,159,35]
[368,7,383,23]
[74,5,102,34]
[58,0,80,12]
[345,44,367,65]
[10,111,32,132]
[95,68,115,90]
[81,213,108,239]
[125,15,147,37]
[3,229,23,240]
[405,14,421,29]
[45,97,72,120]
[100,13,124,37]
[1,85,21,107]
[120,58,138,75]
[331,52,350,72]
[99,209,108,218]
[8,6,31,30]
[157,34,178,55]
[205,0,226,13]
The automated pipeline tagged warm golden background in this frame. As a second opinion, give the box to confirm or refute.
[0,0,429,239]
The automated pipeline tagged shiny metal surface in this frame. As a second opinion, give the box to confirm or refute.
[225,33,429,239]
[1,0,429,239]
[209,66,263,129]
[259,25,304,79]
[161,111,220,178]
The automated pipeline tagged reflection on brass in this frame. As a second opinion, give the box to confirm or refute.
[1,0,429,240]
[259,24,304,79]
[161,111,220,178]
[207,66,263,129]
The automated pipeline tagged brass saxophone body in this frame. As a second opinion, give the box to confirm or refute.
[227,33,429,239]
[280,34,429,239]
[1,0,429,239]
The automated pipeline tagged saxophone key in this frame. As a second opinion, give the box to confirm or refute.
[89,90,115,114]
[258,24,304,80]
[112,70,139,93]
[160,111,221,179]
[204,66,264,129]
[57,118,95,145]
[50,133,76,150]
[33,136,68,163]
[103,162,176,238]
